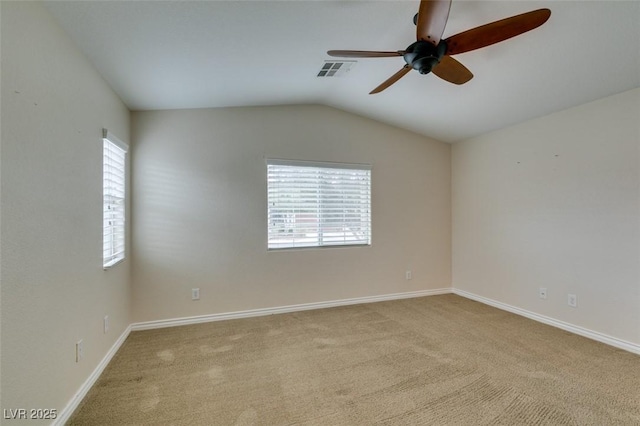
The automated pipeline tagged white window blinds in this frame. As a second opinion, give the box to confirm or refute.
[103,130,128,268]
[267,160,372,250]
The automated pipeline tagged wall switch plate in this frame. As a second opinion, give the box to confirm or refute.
[539,287,547,299]
[76,340,84,362]
[192,288,200,300]
[103,315,109,334]
[405,270,412,280]
[568,294,577,308]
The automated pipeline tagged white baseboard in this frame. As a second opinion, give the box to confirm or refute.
[54,325,132,426]
[452,288,640,355]
[131,288,452,331]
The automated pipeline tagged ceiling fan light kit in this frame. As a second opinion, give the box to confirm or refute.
[404,40,447,75]
[328,0,551,94]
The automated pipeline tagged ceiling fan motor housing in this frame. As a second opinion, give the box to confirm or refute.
[403,40,447,74]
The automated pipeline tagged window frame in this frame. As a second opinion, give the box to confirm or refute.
[102,129,128,269]
[266,159,372,251]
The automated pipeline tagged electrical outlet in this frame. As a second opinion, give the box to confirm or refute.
[405,270,412,280]
[568,294,577,308]
[103,315,109,334]
[76,340,84,362]
[539,287,547,299]
[192,288,200,300]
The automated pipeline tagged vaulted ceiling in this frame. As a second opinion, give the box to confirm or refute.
[45,1,640,142]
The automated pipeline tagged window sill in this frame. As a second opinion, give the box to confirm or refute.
[103,258,125,270]
[268,243,371,252]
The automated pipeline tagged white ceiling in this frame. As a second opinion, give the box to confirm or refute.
[44,1,640,142]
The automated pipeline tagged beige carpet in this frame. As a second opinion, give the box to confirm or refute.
[69,295,640,425]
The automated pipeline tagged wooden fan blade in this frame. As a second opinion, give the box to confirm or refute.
[416,0,452,46]
[432,56,473,85]
[327,50,404,58]
[445,9,551,55]
[370,65,412,94]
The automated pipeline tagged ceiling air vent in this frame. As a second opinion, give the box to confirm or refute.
[317,61,356,77]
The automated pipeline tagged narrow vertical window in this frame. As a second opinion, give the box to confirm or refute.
[267,159,372,250]
[103,129,128,268]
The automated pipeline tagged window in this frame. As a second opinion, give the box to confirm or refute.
[102,129,128,268]
[267,159,371,250]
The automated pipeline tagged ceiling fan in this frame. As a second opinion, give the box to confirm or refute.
[327,0,551,94]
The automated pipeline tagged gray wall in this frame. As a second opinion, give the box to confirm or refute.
[1,1,131,415]
[131,106,452,322]
[453,88,640,345]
